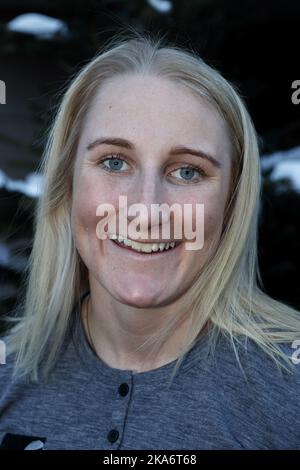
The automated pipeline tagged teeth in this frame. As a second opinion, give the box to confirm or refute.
[109,235,176,253]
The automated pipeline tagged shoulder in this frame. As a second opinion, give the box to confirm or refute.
[237,337,300,386]
[199,333,300,448]
[212,334,300,429]
[213,333,300,391]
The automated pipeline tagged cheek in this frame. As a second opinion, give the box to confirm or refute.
[71,172,124,241]
[187,199,223,264]
[203,200,223,236]
[182,186,224,233]
[71,190,98,233]
[71,173,106,237]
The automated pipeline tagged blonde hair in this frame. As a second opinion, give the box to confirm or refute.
[3,29,300,386]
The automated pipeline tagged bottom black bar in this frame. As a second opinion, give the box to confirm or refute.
[0,450,300,466]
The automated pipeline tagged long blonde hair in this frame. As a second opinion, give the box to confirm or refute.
[3,29,300,385]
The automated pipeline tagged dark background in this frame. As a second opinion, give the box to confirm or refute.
[0,0,299,321]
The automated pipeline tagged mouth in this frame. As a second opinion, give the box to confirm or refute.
[109,236,183,256]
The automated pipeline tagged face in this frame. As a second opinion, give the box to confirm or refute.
[71,74,232,308]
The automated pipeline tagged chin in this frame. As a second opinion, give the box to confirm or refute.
[112,287,169,309]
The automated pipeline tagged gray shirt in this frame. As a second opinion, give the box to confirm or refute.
[0,292,300,450]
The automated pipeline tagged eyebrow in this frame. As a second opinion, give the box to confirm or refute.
[86,136,222,168]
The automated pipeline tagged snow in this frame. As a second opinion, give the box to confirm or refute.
[0,169,43,198]
[7,13,69,40]
[261,146,300,192]
[147,0,173,13]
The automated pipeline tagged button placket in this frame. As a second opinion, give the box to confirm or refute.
[105,375,132,449]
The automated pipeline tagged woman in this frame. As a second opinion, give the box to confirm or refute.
[0,31,299,450]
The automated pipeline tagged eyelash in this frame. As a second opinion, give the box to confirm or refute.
[97,153,206,183]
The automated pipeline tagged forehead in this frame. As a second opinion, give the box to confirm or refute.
[78,74,232,161]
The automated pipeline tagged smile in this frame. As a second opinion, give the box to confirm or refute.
[108,234,181,254]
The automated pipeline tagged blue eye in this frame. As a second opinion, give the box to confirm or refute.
[170,166,204,182]
[98,155,129,172]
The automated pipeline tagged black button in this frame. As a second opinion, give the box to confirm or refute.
[118,383,129,397]
[107,429,119,443]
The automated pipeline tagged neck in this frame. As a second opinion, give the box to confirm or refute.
[81,288,192,373]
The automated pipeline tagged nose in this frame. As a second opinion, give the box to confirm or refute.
[125,168,173,241]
